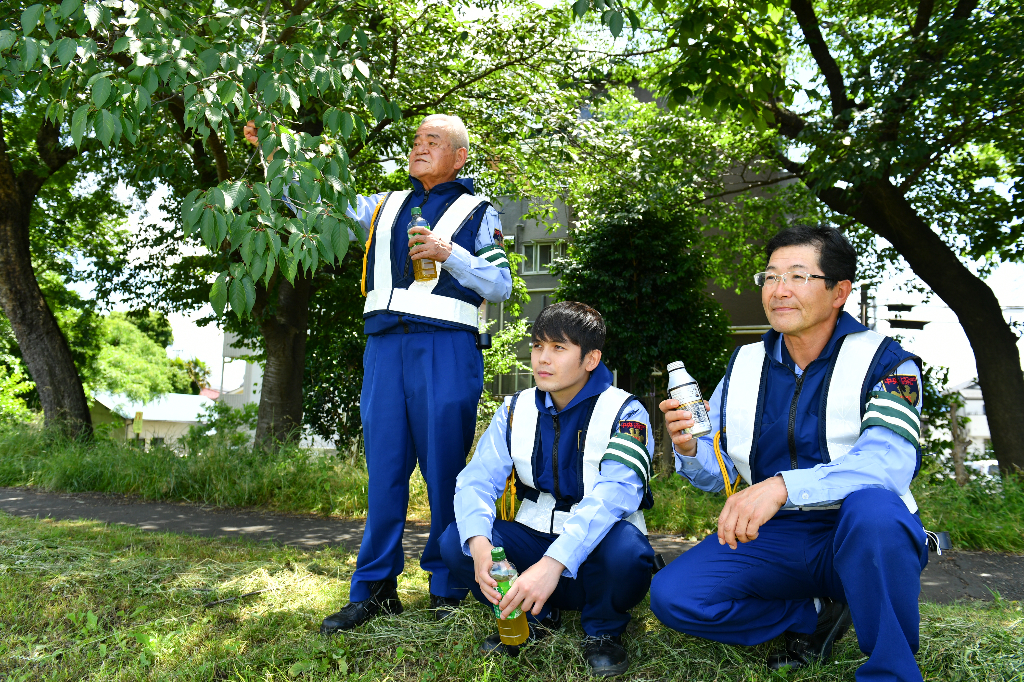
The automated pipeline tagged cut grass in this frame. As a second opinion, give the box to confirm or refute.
[1,424,1023,552]
[1,513,1021,681]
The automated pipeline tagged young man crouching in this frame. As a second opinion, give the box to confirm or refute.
[439,301,655,678]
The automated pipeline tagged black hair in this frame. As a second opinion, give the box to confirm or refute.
[531,301,606,363]
[765,225,857,289]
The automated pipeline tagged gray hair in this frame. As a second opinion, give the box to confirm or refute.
[419,114,469,152]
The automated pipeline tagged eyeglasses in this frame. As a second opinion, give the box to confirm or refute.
[754,271,830,288]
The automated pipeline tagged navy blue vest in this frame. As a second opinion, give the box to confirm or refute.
[722,312,920,484]
[363,177,488,335]
[508,363,655,512]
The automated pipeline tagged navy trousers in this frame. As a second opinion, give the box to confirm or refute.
[440,519,655,637]
[650,488,929,682]
[350,329,482,601]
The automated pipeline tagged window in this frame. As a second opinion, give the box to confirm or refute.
[520,241,567,274]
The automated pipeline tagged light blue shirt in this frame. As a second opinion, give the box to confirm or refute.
[676,337,922,508]
[454,394,651,578]
[347,192,512,303]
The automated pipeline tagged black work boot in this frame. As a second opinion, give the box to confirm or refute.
[320,579,403,634]
[767,598,853,671]
[479,608,562,657]
[582,634,629,678]
[430,593,464,622]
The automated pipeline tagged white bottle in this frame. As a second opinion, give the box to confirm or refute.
[667,361,712,437]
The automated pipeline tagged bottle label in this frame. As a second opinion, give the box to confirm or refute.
[669,381,712,434]
[493,576,522,619]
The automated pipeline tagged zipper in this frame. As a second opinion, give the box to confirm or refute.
[551,414,560,498]
[787,373,805,469]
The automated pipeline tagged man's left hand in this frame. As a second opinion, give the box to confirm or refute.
[408,225,452,263]
[498,555,563,619]
[717,475,789,550]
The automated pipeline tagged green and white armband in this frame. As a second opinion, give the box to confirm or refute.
[861,390,921,450]
[599,432,651,491]
[476,244,510,269]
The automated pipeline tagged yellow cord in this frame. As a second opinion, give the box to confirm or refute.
[360,199,386,297]
[713,430,737,497]
[499,468,517,520]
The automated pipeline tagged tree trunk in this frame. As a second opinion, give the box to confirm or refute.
[949,400,968,486]
[254,274,313,449]
[0,120,91,437]
[821,178,1024,476]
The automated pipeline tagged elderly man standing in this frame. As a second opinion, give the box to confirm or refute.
[652,225,929,681]
[316,114,512,632]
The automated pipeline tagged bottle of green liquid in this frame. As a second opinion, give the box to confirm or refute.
[490,546,530,646]
[408,207,437,282]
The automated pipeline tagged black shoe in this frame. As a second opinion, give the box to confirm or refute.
[478,608,562,657]
[582,634,629,678]
[767,598,853,671]
[320,580,403,634]
[430,593,463,621]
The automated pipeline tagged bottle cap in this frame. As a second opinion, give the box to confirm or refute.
[411,207,422,215]
[667,361,685,372]
[491,547,506,561]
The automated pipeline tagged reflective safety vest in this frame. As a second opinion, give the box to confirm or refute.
[506,386,650,535]
[363,189,490,329]
[723,329,920,513]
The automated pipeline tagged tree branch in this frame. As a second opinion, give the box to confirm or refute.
[951,0,979,20]
[15,119,79,207]
[912,0,935,36]
[764,101,808,139]
[166,95,220,186]
[704,173,806,201]
[789,0,854,123]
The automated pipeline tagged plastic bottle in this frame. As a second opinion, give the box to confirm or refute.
[489,546,530,646]
[667,360,712,437]
[409,207,437,282]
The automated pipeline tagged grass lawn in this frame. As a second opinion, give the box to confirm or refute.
[1,513,1021,681]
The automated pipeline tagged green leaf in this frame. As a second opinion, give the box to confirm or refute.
[0,30,16,52]
[222,181,246,211]
[199,48,219,75]
[340,111,353,139]
[95,109,115,147]
[250,251,266,283]
[70,105,89,148]
[240,231,254,264]
[228,277,245,318]
[210,272,228,315]
[266,157,284,181]
[55,37,77,65]
[112,36,130,53]
[331,216,349,260]
[255,183,272,212]
[768,3,785,23]
[83,3,100,29]
[279,249,297,283]
[354,59,369,79]
[181,188,203,230]
[572,0,589,19]
[609,11,623,37]
[316,232,334,264]
[92,78,111,107]
[280,130,297,156]
[21,5,44,36]
[289,661,313,678]
[58,0,82,20]
[242,275,256,313]
[23,37,40,68]
[218,80,237,105]
[214,211,229,245]
[199,209,215,246]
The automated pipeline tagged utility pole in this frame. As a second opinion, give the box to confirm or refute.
[860,283,870,326]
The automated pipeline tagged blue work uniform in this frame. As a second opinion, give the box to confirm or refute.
[650,312,929,682]
[347,176,512,602]
[440,362,656,636]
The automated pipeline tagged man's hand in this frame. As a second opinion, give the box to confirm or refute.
[408,225,452,263]
[244,120,259,147]
[659,398,709,458]
[498,555,563,619]
[717,475,789,549]
[468,536,501,605]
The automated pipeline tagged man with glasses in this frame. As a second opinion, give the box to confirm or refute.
[312,114,512,632]
[652,225,928,681]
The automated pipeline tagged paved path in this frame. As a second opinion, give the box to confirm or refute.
[2,486,1021,604]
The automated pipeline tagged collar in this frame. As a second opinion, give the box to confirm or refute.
[762,311,868,368]
[409,176,474,196]
[539,361,615,414]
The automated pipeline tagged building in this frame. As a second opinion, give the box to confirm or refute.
[90,392,215,447]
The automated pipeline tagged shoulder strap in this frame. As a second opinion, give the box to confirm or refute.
[432,195,491,242]
[723,342,768,485]
[823,330,888,462]
[581,387,635,493]
[509,388,538,489]
[362,190,412,313]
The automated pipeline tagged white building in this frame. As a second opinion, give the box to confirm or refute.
[90,392,215,447]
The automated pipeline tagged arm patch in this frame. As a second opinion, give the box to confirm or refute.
[475,244,509,269]
[599,432,651,491]
[618,420,647,443]
[862,390,921,449]
[880,374,920,407]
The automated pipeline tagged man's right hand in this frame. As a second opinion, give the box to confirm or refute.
[468,535,500,605]
[244,120,259,147]
[659,399,703,457]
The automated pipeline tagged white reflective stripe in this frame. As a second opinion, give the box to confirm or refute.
[364,190,411,315]
[388,287,479,327]
[901,491,918,514]
[509,388,538,490]
[825,330,886,462]
[514,495,553,534]
[582,387,633,492]
[432,194,489,241]
[724,343,766,485]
